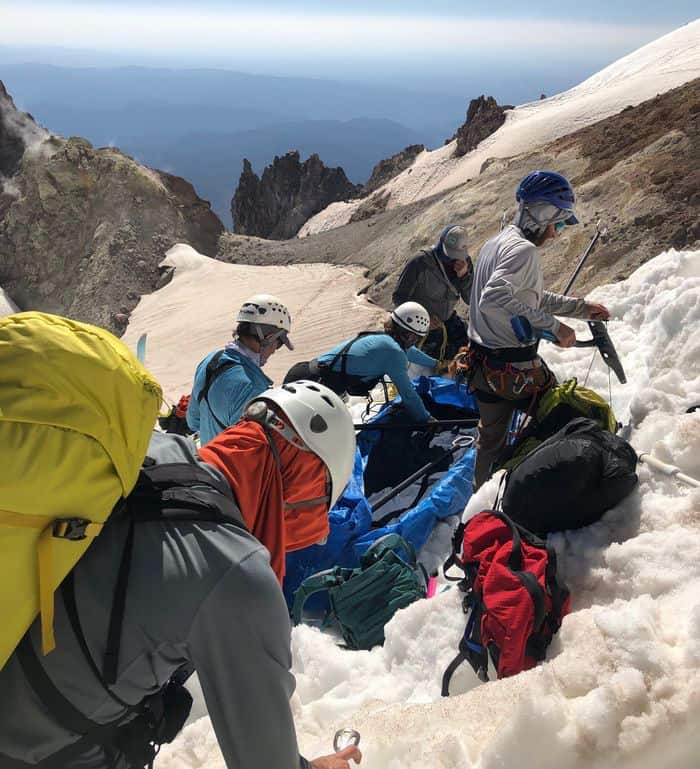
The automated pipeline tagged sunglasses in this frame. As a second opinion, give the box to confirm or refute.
[261,329,287,349]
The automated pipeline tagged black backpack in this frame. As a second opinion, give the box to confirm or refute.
[7,461,245,769]
[501,418,638,537]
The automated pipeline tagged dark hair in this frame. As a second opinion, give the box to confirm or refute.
[236,321,256,339]
[384,316,415,350]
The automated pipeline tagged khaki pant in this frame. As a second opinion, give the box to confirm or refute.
[471,362,554,489]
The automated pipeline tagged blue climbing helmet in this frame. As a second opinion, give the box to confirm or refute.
[516,171,578,226]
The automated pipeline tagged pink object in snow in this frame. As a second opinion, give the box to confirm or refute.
[427,577,438,598]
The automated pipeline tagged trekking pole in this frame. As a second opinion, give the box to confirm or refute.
[638,453,700,488]
[354,418,478,432]
[563,219,607,294]
[371,436,474,513]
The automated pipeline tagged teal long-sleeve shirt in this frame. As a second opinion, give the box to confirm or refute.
[187,348,272,445]
[318,334,435,422]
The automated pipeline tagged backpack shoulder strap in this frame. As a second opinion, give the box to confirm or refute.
[103,463,247,684]
[326,332,384,379]
[9,633,134,769]
[291,568,350,627]
[197,350,241,431]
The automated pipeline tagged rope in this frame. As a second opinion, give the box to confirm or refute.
[582,347,596,388]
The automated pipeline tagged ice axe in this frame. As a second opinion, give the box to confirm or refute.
[511,316,627,384]
[511,220,627,384]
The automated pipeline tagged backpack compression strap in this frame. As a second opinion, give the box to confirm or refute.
[0,509,104,656]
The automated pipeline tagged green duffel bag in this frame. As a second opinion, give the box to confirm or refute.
[291,534,427,650]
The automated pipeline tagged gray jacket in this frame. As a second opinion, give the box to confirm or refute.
[469,225,587,349]
[0,431,308,769]
[393,248,473,322]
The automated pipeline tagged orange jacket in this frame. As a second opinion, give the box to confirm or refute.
[199,420,328,582]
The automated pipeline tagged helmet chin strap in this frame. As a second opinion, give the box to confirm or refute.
[243,401,311,452]
[244,401,331,508]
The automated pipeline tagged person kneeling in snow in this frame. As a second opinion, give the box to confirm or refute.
[186,294,293,445]
[0,382,360,769]
[283,302,437,424]
[466,171,610,489]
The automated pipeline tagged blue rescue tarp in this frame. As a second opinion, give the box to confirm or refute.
[283,376,478,607]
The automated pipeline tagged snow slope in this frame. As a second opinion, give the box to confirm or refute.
[0,287,18,317]
[120,244,385,402]
[157,247,700,769]
[300,20,700,237]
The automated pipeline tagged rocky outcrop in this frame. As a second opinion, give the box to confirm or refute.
[218,78,700,307]
[231,152,362,239]
[452,95,513,157]
[0,80,49,180]
[0,133,224,334]
[363,144,424,195]
[349,190,391,223]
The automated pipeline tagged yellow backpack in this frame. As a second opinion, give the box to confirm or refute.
[0,312,162,668]
[500,378,618,471]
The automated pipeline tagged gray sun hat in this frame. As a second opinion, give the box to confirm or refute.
[439,225,470,261]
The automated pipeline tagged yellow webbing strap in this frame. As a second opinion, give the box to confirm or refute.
[417,321,448,361]
[0,510,103,655]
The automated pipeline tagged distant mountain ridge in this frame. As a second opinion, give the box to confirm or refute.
[123,117,423,225]
[2,63,462,225]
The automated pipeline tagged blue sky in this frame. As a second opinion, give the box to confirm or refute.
[5,0,697,22]
[1,2,696,88]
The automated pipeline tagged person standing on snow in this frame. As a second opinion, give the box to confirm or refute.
[392,224,473,366]
[283,302,436,424]
[186,294,293,445]
[0,382,361,769]
[466,171,610,488]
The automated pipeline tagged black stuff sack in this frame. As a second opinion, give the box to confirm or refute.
[501,417,638,537]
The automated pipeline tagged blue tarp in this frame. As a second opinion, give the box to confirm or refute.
[283,377,478,607]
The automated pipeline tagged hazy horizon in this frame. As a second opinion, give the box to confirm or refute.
[2,5,696,227]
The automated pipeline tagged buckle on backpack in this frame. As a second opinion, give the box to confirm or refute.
[53,518,90,541]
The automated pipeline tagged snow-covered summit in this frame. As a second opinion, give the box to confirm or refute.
[300,20,700,237]
[157,247,700,769]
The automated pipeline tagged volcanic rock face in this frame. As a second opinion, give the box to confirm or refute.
[452,95,513,157]
[363,144,424,195]
[231,152,362,239]
[0,133,224,334]
[0,81,49,180]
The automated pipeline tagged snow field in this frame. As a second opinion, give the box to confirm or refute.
[0,287,18,317]
[120,244,386,402]
[157,248,700,769]
[299,20,700,237]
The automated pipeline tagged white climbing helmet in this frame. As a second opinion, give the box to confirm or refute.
[237,294,293,349]
[391,301,430,337]
[246,381,356,509]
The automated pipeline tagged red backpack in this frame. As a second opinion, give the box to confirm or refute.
[441,511,570,694]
